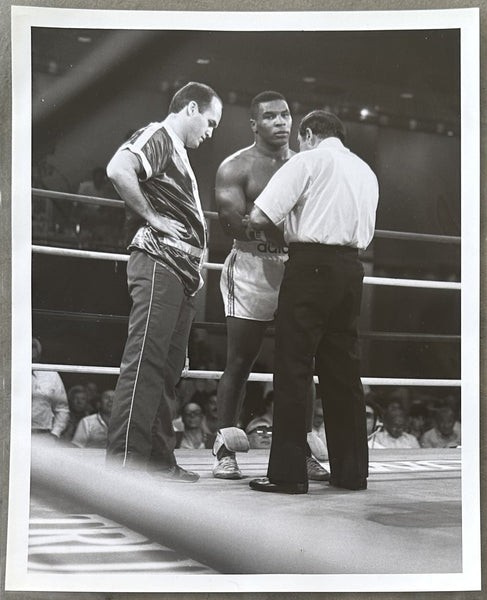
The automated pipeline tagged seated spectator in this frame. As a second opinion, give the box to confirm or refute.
[31,337,69,438]
[85,381,101,414]
[365,399,383,439]
[71,389,114,448]
[368,407,420,449]
[245,391,274,449]
[310,398,326,444]
[175,402,214,449]
[201,392,219,437]
[421,406,461,448]
[408,402,430,442]
[246,420,273,450]
[307,397,328,461]
[245,393,273,451]
[62,385,90,441]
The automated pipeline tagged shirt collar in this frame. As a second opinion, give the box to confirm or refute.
[317,137,346,150]
[162,120,187,154]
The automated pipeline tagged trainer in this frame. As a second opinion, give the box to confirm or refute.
[247,110,379,494]
[105,82,222,481]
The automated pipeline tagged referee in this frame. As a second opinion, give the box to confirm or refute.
[247,110,379,494]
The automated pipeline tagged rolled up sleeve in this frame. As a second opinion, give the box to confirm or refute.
[254,155,309,224]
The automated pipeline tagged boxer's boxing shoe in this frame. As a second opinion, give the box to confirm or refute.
[306,456,330,481]
[213,453,242,479]
[212,427,250,479]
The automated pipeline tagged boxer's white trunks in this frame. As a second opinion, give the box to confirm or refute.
[220,239,287,321]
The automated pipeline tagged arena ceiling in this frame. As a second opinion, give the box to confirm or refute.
[32,27,460,136]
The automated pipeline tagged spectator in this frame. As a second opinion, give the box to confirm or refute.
[307,397,328,461]
[62,385,90,441]
[176,402,213,449]
[365,398,383,438]
[201,392,219,438]
[71,390,114,448]
[368,407,420,449]
[246,391,274,449]
[171,381,186,433]
[408,402,430,442]
[310,398,326,445]
[246,420,273,450]
[85,381,101,414]
[421,406,461,448]
[31,337,69,438]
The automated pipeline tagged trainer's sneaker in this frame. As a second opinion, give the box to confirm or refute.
[154,464,200,483]
[213,453,242,479]
[306,456,330,481]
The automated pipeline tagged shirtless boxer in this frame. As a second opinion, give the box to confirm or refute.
[212,91,329,480]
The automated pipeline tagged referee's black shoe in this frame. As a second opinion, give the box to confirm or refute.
[249,477,308,494]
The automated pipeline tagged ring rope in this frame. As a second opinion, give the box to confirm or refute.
[32,189,461,389]
[31,363,460,387]
[33,188,125,208]
[32,308,460,344]
[32,187,461,245]
[31,245,461,290]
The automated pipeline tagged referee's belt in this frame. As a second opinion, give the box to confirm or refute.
[159,235,206,259]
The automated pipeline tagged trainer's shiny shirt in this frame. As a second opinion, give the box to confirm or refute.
[121,121,207,295]
[254,137,379,250]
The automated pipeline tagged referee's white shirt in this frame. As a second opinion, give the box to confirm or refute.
[254,137,379,250]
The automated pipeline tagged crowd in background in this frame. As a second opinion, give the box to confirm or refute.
[32,333,461,454]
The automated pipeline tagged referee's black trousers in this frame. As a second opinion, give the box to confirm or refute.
[267,243,368,489]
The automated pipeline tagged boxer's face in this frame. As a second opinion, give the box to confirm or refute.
[251,99,292,147]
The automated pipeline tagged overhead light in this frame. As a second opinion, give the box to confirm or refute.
[77,36,92,43]
[196,58,210,65]
[303,76,316,84]
[360,108,370,120]
[400,92,414,99]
